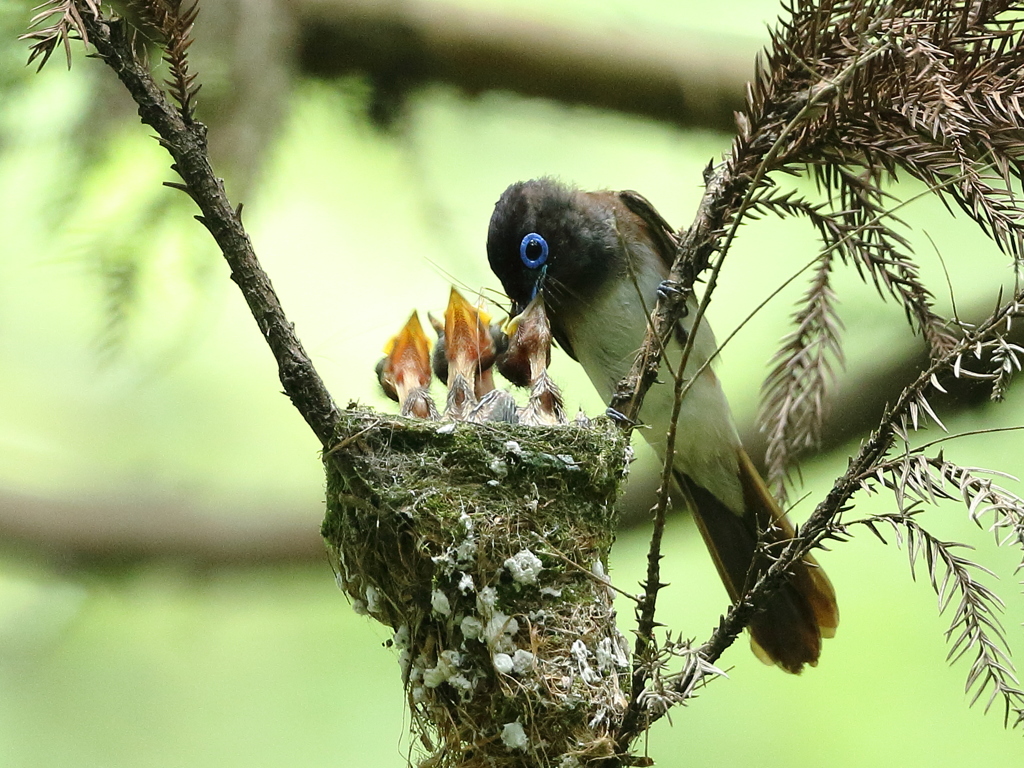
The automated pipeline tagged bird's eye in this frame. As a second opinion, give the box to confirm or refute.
[519,233,549,269]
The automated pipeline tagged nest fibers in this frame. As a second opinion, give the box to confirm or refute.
[323,408,631,768]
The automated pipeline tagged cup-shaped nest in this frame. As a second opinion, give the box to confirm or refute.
[323,408,631,768]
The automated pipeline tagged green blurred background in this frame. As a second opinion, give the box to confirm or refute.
[1,0,1023,765]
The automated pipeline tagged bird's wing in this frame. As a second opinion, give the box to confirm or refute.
[617,190,680,271]
[613,190,693,351]
[616,189,840,672]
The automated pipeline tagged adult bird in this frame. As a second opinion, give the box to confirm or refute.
[486,178,838,672]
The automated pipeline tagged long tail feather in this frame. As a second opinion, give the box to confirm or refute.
[676,448,838,673]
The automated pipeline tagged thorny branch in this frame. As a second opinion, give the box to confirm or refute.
[849,438,1024,724]
[611,0,1024,750]
[627,282,694,727]
[618,291,1024,747]
[21,0,1024,762]
[613,54,884,737]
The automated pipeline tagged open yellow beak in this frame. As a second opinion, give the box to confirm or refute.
[443,288,497,383]
[381,310,433,399]
[502,293,545,339]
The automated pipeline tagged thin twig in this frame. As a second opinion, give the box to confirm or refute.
[615,41,896,748]
[661,289,1024,719]
[622,288,692,737]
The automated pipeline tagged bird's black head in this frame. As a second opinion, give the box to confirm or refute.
[486,179,617,319]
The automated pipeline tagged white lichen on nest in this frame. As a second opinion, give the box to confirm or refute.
[501,721,529,751]
[504,549,543,585]
[322,408,631,768]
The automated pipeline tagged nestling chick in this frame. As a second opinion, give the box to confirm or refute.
[376,311,438,420]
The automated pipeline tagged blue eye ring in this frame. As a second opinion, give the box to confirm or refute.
[519,233,549,269]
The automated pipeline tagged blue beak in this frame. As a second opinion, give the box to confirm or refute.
[528,265,548,302]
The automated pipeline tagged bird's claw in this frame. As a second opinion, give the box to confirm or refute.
[604,407,635,426]
[656,279,685,301]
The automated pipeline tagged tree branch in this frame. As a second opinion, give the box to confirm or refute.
[0,490,323,567]
[623,290,1024,744]
[740,323,1019,480]
[77,7,340,447]
[294,0,752,132]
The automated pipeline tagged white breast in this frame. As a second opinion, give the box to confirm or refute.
[564,245,745,514]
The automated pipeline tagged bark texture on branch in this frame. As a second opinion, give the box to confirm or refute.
[77,10,342,447]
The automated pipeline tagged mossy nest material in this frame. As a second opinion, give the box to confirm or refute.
[323,407,632,768]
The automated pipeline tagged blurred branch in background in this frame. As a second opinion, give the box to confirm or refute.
[294,0,753,131]
[3,301,1016,569]
[0,490,323,567]
[737,309,1016,483]
[0,0,753,568]
[3,0,1019,565]
[9,0,753,188]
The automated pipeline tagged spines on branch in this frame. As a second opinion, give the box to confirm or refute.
[129,0,201,122]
